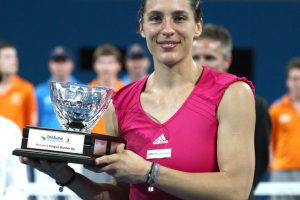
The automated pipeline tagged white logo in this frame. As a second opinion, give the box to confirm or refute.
[11,92,21,105]
[153,134,168,145]
[279,114,292,123]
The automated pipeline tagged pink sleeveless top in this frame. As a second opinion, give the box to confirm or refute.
[112,67,254,200]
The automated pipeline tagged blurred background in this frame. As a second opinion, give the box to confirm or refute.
[1,0,299,102]
[1,0,300,199]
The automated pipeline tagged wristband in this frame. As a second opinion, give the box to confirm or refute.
[146,162,160,192]
[55,168,76,192]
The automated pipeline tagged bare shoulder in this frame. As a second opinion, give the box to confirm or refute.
[219,81,254,110]
[217,81,255,133]
[224,81,254,99]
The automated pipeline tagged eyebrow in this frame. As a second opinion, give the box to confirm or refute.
[146,10,163,17]
[172,10,189,16]
[146,10,189,17]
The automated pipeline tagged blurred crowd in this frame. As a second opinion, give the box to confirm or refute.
[1,23,300,200]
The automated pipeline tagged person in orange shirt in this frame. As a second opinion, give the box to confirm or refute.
[269,57,300,200]
[89,44,124,134]
[0,41,37,130]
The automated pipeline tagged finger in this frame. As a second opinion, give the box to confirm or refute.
[95,154,119,165]
[116,143,125,153]
[26,158,42,169]
[84,164,96,171]
[97,163,115,175]
[84,164,104,173]
[19,156,28,163]
[40,159,54,170]
[40,159,67,171]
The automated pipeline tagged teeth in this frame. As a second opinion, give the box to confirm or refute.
[162,43,175,47]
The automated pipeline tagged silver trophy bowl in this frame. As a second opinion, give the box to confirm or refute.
[50,82,114,133]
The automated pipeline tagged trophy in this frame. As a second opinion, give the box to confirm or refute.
[13,82,126,165]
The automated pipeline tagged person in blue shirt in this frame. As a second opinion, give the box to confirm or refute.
[121,43,151,85]
[34,46,82,200]
[35,46,80,129]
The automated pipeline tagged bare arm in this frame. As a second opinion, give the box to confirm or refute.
[151,81,256,200]
[20,103,128,200]
[69,103,129,200]
[91,82,255,200]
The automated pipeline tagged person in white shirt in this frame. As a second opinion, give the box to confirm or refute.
[0,116,28,200]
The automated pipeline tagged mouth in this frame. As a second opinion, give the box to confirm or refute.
[157,40,180,50]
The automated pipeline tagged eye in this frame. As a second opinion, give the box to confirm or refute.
[193,55,200,61]
[149,15,162,23]
[174,15,187,22]
[204,55,217,61]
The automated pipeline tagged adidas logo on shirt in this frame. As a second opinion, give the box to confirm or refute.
[153,134,168,144]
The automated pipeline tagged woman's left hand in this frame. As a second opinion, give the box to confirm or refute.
[95,144,151,184]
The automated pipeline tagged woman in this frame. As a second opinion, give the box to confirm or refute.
[20,0,255,199]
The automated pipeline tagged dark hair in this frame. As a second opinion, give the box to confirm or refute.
[93,44,122,63]
[139,0,203,22]
[195,23,232,57]
[286,57,300,78]
[0,41,16,53]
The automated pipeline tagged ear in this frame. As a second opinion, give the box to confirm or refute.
[93,62,97,71]
[145,58,151,68]
[286,76,290,89]
[48,61,52,70]
[139,19,146,38]
[223,54,232,72]
[195,19,202,37]
[69,60,74,71]
[116,62,122,72]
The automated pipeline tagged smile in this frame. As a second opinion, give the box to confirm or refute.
[157,41,180,50]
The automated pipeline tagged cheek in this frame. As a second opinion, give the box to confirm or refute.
[112,65,120,72]
[143,29,159,51]
[287,81,295,89]
[95,64,103,71]
[2,59,10,66]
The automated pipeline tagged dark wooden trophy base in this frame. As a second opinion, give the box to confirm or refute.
[13,126,126,165]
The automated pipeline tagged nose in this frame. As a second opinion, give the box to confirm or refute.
[161,18,175,37]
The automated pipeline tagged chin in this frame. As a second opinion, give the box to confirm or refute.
[160,55,182,67]
[157,58,176,68]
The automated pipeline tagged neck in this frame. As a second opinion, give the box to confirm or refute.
[0,74,14,94]
[290,94,300,103]
[52,76,70,83]
[130,72,147,82]
[0,73,13,86]
[149,56,202,91]
[97,76,117,88]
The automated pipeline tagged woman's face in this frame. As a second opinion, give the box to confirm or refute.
[140,0,201,67]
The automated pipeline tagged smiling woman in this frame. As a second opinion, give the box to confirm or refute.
[20,0,256,200]
[139,0,202,67]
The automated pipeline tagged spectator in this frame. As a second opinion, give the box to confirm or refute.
[193,23,271,199]
[36,46,80,129]
[0,116,28,200]
[89,44,124,134]
[269,57,300,200]
[35,46,82,200]
[0,41,37,130]
[121,43,151,84]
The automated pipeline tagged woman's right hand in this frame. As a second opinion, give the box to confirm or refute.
[19,156,74,183]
